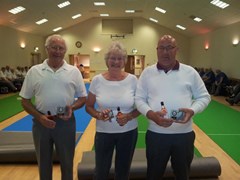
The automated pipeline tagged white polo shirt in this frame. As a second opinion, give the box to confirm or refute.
[20,59,87,115]
[89,73,138,133]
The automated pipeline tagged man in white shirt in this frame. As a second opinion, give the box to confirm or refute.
[135,35,211,179]
[20,34,87,180]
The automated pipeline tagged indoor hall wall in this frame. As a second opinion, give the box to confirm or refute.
[189,21,240,79]
[59,17,190,74]
[0,25,45,68]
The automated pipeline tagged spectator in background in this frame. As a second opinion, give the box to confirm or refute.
[5,65,12,79]
[79,64,85,78]
[226,83,240,105]
[198,67,205,78]
[0,67,18,92]
[211,69,229,96]
[15,66,25,79]
[20,67,27,78]
[10,68,24,90]
[202,68,215,92]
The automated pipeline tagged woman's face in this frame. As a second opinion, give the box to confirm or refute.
[107,53,125,70]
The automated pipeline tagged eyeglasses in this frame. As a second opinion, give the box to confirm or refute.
[49,46,66,52]
[157,46,176,51]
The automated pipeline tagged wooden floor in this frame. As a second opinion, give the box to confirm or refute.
[0,95,240,180]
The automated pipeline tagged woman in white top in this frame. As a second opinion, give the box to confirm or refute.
[86,42,140,180]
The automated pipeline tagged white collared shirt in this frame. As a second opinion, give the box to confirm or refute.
[20,59,87,115]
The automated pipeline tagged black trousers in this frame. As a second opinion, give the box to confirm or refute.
[94,128,138,180]
[146,130,195,180]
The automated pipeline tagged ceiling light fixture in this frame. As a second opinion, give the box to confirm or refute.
[72,14,82,19]
[155,7,166,14]
[149,18,158,23]
[36,19,48,25]
[58,1,71,8]
[210,0,229,9]
[53,27,62,32]
[194,17,202,22]
[176,24,186,30]
[100,14,109,17]
[94,2,105,6]
[8,6,26,14]
[189,15,202,22]
[125,10,135,13]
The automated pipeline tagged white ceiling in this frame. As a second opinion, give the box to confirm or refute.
[0,0,240,37]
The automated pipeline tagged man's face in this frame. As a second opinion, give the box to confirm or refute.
[157,37,178,68]
[46,39,66,61]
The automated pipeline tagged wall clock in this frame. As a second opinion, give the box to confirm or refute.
[75,41,82,48]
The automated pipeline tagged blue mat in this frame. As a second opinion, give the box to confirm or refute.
[3,83,92,132]
[3,105,92,132]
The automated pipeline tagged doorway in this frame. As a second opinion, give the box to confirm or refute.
[125,55,145,77]
[31,53,41,66]
[69,53,90,79]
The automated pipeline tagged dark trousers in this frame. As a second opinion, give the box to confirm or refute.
[32,116,76,180]
[94,128,138,180]
[146,130,195,180]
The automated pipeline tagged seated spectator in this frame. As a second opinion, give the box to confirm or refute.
[202,68,215,92]
[78,64,85,78]
[15,66,25,79]
[0,67,17,92]
[211,69,229,96]
[10,68,24,90]
[21,67,27,78]
[198,67,205,78]
[5,65,12,79]
[225,83,240,105]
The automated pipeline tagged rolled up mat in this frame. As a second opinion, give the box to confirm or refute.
[0,131,81,163]
[78,149,221,179]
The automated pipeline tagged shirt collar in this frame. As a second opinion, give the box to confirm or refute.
[156,60,180,73]
[42,59,68,71]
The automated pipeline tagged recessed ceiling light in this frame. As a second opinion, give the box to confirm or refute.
[58,1,71,8]
[8,6,26,14]
[94,2,105,6]
[125,10,135,13]
[149,18,158,23]
[176,25,186,30]
[53,27,62,32]
[36,19,48,25]
[155,7,166,14]
[72,14,82,19]
[100,14,109,17]
[194,17,202,22]
[210,0,229,9]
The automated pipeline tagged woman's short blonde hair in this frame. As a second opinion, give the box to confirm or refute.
[104,41,127,65]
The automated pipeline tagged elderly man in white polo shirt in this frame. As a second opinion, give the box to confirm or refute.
[135,35,210,179]
[20,34,87,180]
